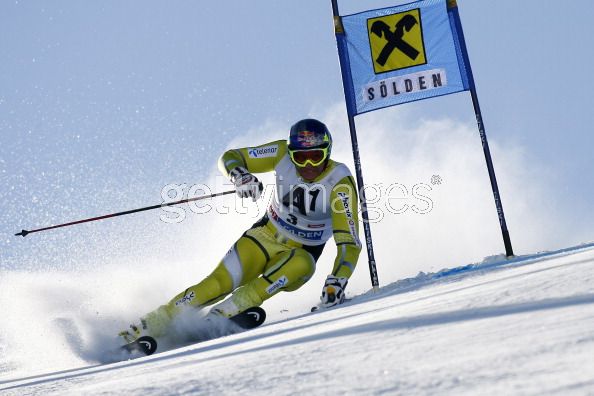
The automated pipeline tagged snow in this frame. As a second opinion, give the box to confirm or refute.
[2,243,594,395]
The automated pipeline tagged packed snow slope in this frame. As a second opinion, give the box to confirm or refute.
[2,243,594,395]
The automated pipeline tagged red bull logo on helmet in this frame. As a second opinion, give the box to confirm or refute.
[297,130,325,148]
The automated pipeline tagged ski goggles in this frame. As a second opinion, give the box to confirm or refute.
[288,147,329,167]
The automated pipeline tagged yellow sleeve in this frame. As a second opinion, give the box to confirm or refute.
[218,139,287,177]
[330,175,362,279]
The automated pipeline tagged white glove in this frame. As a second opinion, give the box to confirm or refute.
[320,275,348,308]
[229,167,263,201]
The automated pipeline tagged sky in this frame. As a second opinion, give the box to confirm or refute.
[1,0,594,309]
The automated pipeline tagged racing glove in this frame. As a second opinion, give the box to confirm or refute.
[229,166,263,201]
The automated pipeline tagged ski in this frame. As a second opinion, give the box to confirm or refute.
[310,298,352,312]
[229,306,266,329]
[119,306,266,357]
[121,335,158,356]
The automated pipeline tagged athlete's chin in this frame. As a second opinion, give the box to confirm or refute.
[298,168,320,181]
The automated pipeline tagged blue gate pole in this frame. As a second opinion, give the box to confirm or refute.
[331,0,380,289]
[449,1,514,257]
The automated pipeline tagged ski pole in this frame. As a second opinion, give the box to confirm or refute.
[15,190,236,237]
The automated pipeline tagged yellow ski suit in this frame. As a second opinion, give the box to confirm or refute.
[142,140,361,336]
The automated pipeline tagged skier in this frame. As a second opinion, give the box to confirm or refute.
[120,118,362,343]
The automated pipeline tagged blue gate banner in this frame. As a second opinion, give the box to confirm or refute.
[337,0,470,115]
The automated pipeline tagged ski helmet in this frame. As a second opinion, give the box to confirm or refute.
[288,119,332,152]
[288,119,332,167]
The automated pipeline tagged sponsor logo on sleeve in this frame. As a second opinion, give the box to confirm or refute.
[248,145,279,158]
